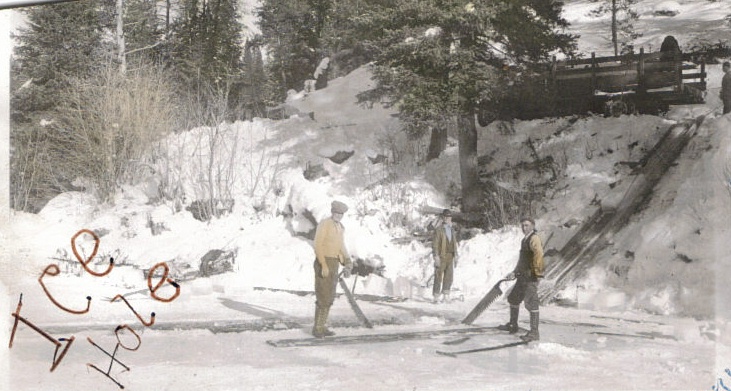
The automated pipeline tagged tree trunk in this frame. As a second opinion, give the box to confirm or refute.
[611,0,618,57]
[426,126,447,162]
[116,0,126,74]
[166,0,171,33]
[457,112,481,214]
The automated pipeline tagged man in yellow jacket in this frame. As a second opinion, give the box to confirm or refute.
[498,216,545,342]
[432,209,458,303]
[312,200,353,338]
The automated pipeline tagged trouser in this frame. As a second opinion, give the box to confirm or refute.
[433,253,454,295]
[724,99,731,114]
[507,277,540,311]
[314,257,340,310]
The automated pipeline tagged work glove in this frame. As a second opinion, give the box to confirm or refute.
[453,256,458,269]
[321,265,329,278]
[433,255,441,269]
[505,272,516,281]
[343,265,353,278]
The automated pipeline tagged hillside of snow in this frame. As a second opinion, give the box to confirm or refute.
[3,0,731,320]
[4,60,730,318]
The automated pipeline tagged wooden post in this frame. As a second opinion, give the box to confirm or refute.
[701,59,706,86]
[675,49,682,92]
[637,47,645,95]
[591,52,597,92]
[550,55,557,93]
[549,55,558,116]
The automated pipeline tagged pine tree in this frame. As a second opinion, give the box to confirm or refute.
[318,0,392,79]
[12,1,106,117]
[123,0,167,64]
[258,0,332,99]
[356,0,576,214]
[10,1,107,211]
[239,37,270,119]
[170,0,244,96]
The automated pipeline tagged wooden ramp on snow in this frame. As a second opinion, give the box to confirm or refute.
[539,115,706,303]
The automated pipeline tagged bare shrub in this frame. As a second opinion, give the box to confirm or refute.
[158,84,286,219]
[10,120,57,212]
[49,61,176,203]
[172,88,239,220]
[357,127,434,231]
[242,128,284,212]
[481,175,538,230]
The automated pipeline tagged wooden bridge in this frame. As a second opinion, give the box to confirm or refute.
[487,47,708,122]
[550,48,706,115]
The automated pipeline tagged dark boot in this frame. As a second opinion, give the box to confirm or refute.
[497,305,519,333]
[312,306,335,338]
[321,306,335,337]
[312,306,324,337]
[521,311,540,342]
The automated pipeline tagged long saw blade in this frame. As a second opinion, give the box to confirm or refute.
[461,279,507,325]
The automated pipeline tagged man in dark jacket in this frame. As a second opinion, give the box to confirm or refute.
[497,217,544,342]
[721,61,731,114]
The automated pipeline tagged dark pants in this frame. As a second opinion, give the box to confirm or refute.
[314,257,339,309]
[724,99,731,114]
[433,254,454,295]
[507,277,540,311]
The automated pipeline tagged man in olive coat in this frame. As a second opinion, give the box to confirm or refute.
[498,217,544,342]
[312,200,353,338]
[432,209,458,303]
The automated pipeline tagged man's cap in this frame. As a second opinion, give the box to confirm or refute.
[520,216,535,225]
[331,200,348,214]
[442,209,453,217]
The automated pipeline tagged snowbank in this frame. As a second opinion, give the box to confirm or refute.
[6,65,730,322]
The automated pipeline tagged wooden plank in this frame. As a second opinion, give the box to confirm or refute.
[644,61,697,71]
[555,68,637,80]
[555,51,701,69]
[682,72,706,80]
[643,72,678,89]
[557,54,635,67]
[267,326,501,347]
[555,62,696,79]
[556,51,666,68]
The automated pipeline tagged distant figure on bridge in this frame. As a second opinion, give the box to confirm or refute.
[497,217,544,342]
[721,61,731,114]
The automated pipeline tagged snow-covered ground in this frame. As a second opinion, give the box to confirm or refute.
[2,1,731,390]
